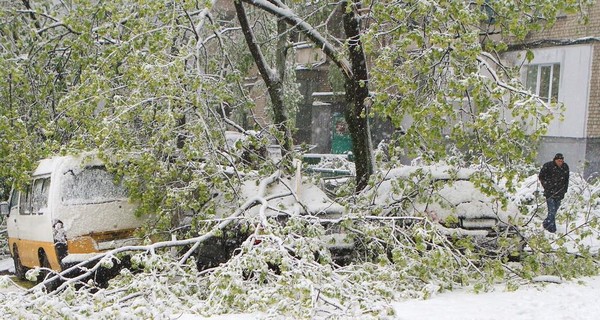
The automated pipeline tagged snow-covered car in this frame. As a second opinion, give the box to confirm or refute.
[193,173,353,269]
[362,165,521,239]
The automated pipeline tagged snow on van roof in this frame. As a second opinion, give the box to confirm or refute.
[32,152,104,176]
[33,157,61,176]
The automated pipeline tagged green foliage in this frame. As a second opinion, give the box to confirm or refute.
[362,0,584,181]
[0,0,287,234]
[0,0,598,318]
[328,64,345,93]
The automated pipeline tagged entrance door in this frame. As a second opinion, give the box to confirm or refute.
[331,113,352,154]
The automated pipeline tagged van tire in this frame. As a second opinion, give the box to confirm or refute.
[12,245,26,280]
[37,250,52,282]
[38,251,60,291]
[37,249,62,292]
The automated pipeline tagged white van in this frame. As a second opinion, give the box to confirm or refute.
[0,153,143,279]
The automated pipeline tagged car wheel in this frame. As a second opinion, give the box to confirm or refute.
[37,250,52,283]
[12,245,27,280]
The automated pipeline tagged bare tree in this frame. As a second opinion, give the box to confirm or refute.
[239,0,374,191]
[234,1,294,159]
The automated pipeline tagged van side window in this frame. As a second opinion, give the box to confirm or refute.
[19,184,32,215]
[32,178,50,214]
[9,188,19,210]
[19,178,50,215]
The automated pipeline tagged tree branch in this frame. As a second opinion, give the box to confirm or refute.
[239,0,353,80]
[234,0,293,153]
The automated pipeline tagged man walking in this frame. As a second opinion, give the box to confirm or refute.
[538,153,570,233]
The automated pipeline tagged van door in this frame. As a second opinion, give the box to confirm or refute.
[13,177,53,268]
[7,188,21,239]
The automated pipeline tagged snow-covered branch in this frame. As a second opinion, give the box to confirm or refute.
[240,0,353,79]
[477,52,553,111]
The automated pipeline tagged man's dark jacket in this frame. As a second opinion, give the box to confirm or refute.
[539,161,570,200]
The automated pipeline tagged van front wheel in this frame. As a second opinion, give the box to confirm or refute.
[37,251,60,292]
[12,246,26,280]
[37,251,52,283]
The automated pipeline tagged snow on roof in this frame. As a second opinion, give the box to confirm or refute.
[216,177,345,218]
[363,165,518,223]
[33,152,103,177]
[293,42,313,49]
[33,158,61,176]
[311,91,345,97]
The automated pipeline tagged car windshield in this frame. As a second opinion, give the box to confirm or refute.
[61,166,127,205]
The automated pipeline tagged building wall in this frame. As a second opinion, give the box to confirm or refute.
[523,4,600,41]
[309,92,346,154]
[588,43,600,137]
[505,45,593,139]
[295,67,332,148]
[520,3,600,138]
[510,3,600,175]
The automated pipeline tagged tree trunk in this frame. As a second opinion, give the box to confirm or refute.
[234,0,293,156]
[238,0,374,190]
[342,1,373,191]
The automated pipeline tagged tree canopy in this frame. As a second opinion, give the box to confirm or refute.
[1,0,590,196]
[1,0,599,318]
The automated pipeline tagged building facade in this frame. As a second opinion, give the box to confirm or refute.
[505,4,600,177]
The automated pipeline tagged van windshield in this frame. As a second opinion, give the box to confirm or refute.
[61,166,128,205]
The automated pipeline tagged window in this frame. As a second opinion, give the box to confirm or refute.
[9,188,19,211]
[61,166,127,205]
[525,63,560,103]
[19,185,31,215]
[8,188,21,213]
[31,178,50,213]
[19,177,50,215]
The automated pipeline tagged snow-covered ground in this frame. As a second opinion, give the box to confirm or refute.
[0,257,13,274]
[177,276,600,319]
[1,257,599,319]
[392,276,600,320]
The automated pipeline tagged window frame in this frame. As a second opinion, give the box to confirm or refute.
[9,188,19,211]
[19,177,51,215]
[525,63,561,103]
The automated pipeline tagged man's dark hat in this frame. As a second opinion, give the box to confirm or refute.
[554,153,564,160]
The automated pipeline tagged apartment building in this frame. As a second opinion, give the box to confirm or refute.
[221,2,600,175]
[504,4,600,176]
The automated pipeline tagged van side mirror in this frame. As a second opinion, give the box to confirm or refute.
[0,202,8,215]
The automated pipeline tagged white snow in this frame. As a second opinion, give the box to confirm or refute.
[391,276,600,320]
[0,258,14,274]
[217,176,346,218]
[1,258,600,320]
